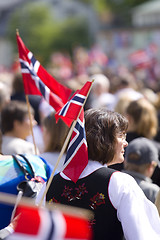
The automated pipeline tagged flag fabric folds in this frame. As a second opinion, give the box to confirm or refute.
[16,33,72,112]
[129,49,152,69]
[62,110,88,183]
[56,80,93,182]
[7,204,92,240]
[55,80,92,127]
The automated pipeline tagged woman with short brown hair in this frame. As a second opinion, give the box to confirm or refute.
[46,108,160,240]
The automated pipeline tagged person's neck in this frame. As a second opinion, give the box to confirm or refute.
[4,131,25,140]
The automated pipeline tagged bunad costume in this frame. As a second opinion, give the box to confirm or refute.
[46,160,160,240]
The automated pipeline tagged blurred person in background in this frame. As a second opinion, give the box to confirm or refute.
[40,112,69,172]
[152,90,160,143]
[125,98,160,187]
[123,137,160,203]
[11,73,44,153]
[126,98,159,145]
[109,97,160,174]
[11,73,42,125]
[1,101,39,155]
[0,82,11,152]
[111,73,143,110]
[0,82,10,113]
[27,98,55,154]
[87,73,115,110]
[114,94,135,117]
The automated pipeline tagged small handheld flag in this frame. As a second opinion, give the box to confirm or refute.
[38,80,93,204]
[55,80,92,127]
[8,205,92,240]
[62,110,88,182]
[56,80,93,182]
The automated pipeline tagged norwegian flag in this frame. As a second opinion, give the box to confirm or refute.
[55,80,92,127]
[16,33,72,112]
[7,204,92,240]
[56,80,93,182]
[62,110,88,183]
[129,49,152,69]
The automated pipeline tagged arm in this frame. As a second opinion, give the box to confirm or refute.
[109,171,160,240]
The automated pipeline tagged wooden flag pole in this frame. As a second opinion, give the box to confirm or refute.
[16,28,19,36]
[25,95,38,155]
[16,30,37,155]
[38,80,94,206]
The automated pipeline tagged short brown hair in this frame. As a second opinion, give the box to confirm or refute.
[84,108,128,165]
[1,100,34,134]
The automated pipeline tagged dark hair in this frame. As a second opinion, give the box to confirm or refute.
[12,73,24,94]
[42,112,69,152]
[84,108,128,164]
[1,100,34,134]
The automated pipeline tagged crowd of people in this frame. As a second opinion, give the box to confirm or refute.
[0,43,160,239]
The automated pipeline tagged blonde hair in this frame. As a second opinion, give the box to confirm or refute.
[126,98,158,139]
[114,95,134,116]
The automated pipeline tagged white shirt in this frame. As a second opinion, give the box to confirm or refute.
[1,136,39,155]
[61,160,160,240]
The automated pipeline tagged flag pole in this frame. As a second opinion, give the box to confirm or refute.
[38,80,94,206]
[25,95,38,155]
[16,29,37,155]
[16,28,19,36]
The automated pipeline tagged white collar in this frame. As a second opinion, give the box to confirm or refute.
[60,160,107,180]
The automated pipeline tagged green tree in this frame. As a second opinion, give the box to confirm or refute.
[50,17,90,55]
[8,3,55,64]
[8,2,90,66]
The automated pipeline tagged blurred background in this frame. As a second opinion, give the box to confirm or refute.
[1,0,160,91]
